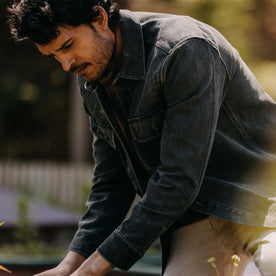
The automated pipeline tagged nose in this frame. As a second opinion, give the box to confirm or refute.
[59,55,76,72]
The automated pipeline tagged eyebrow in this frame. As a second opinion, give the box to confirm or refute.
[43,38,73,58]
[54,38,73,52]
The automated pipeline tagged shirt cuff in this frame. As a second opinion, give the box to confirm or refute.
[68,231,98,258]
[97,230,144,270]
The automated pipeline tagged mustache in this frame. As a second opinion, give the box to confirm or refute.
[70,63,90,73]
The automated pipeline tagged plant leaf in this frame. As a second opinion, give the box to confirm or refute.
[0,265,11,273]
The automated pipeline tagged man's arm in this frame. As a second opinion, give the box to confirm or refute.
[93,38,228,270]
[68,117,136,257]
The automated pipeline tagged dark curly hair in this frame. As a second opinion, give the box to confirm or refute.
[8,0,121,44]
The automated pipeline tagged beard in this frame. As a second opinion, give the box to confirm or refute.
[83,28,115,83]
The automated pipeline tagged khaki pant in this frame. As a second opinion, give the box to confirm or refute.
[164,216,276,276]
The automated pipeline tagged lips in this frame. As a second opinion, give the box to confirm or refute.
[72,63,89,75]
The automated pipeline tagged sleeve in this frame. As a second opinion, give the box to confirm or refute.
[68,115,136,257]
[97,38,228,270]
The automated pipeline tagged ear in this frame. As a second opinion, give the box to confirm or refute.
[94,6,109,31]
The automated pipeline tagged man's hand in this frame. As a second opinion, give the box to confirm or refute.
[70,251,115,276]
[33,251,86,276]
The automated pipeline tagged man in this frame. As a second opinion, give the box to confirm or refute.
[8,0,276,275]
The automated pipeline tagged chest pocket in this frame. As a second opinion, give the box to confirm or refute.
[128,104,165,143]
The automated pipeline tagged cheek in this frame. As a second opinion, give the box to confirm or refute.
[80,46,97,62]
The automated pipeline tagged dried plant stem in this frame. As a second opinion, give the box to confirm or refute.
[0,265,12,274]
[207,257,221,276]
[232,255,240,276]
[232,266,238,276]
[214,266,221,276]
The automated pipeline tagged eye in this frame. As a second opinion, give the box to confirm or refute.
[63,42,73,50]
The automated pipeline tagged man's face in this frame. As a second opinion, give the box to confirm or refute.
[36,22,115,82]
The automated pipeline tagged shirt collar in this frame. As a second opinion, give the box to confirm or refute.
[117,10,145,80]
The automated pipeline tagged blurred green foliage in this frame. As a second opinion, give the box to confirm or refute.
[1,195,67,257]
[15,196,43,255]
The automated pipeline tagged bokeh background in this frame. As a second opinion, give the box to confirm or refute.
[0,0,275,275]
